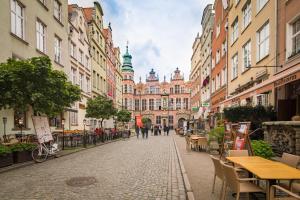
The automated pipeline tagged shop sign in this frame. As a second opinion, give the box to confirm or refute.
[202,102,209,107]
[192,107,199,111]
[274,72,299,88]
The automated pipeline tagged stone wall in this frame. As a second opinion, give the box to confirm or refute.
[263,121,300,156]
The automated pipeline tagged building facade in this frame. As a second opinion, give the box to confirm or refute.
[190,34,202,127]
[68,4,91,130]
[225,0,276,107]
[274,0,300,120]
[210,0,228,120]
[83,2,107,98]
[199,4,214,121]
[0,0,69,134]
[114,47,123,109]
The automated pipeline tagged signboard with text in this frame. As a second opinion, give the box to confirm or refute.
[32,116,53,143]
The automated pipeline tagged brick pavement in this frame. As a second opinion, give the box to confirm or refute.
[0,133,186,200]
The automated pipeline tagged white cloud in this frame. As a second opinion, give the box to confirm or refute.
[69,0,213,82]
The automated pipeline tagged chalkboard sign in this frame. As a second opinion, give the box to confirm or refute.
[32,116,53,143]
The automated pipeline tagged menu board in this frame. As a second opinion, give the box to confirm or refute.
[32,116,53,143]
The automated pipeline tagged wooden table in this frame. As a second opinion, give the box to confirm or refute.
[227,156,300,200]
[190,136,206,140]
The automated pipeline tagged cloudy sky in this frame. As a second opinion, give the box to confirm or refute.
[69,0,213,82]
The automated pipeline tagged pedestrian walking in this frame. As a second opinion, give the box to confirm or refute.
[145,126,149,139]
[163,125,167,136]
[151,125,154,136]
[159,125,162,135]
[141,127,145,139]
[167,126,170,136]
[135,126,140,139]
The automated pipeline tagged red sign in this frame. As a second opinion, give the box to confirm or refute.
[136,115,143,127]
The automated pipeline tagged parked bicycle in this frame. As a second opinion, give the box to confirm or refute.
[31,135,59,163]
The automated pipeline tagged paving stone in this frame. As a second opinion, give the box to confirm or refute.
[0,131,186,200]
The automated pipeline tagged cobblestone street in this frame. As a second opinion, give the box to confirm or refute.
[0,132,186,200]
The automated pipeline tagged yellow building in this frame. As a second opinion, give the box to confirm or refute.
[0,0,69,135]
[225,0,276,107]
[83,2,107,98]
[114,47,123,110]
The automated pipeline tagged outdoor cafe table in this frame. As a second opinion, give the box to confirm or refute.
[190,135,205,140]
[226,156,300,200]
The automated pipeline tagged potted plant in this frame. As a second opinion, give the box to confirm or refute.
[251,140,274,159]
[0,145,13,167]
[11,143,37,163]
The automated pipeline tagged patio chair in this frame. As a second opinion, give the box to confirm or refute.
[210,155,226,200]
[228,150,249,178]
[270,185,300,200]
[197,137,208,151]
[222,161,264,200]
[281,153,300,168]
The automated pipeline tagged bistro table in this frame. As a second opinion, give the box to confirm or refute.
[227,156,300,200]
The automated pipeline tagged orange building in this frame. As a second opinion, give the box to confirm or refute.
[121,47,191,129]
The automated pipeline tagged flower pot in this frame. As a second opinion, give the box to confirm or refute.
[13,151,32,163]
[0,153,13,168]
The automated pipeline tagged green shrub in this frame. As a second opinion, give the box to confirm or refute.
[0,145,11,155]
[209,126,225,144]
[10,143,37,152]
[251,140,274,159]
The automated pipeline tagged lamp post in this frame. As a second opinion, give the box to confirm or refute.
[3,117,7,142]
[61,118,65,150]
[18,118,24,142]
[83,119,87,148]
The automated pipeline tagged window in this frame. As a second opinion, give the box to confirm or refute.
[257,22,269,61]
[150,86,155,94]
[168,115,174,125]
[169,98,174,110]
[53,0,62,22]
[92,47,95,58]
[231,18,238,44]
[243,1,251,29]
[142,99,147,111]
[79,49,84,64]
[221,67,227,86]
[70,111,78,125]
[14,111,27,129]
[156,99,161,110]
[222,40,227,56]
[176,98,181,110]
[149,99,154,110]
[212,78,215,93]
[93,71,96,88]
[36,20,46,52]
[96,74,99,89]
[86,77,90,93]
[79,29,84,42]
[124,98,128,109]
[212,57,215,69]
[79,73,83,89]
[156,116,161,125]
[96,51,99,63]
[135,99,140,111]
[256,94,268,106]
[11,0,24,39]
[170,88,174,94]
[216,50,220,64]
[257,0,267,13]
[216,23,220,37]
[291,18,300,56]
[70,42,76,58]
[71,68,77,85]
[243,40,251,71]
[231,53,238,80]
[54,36,61,63]
[217,73,221,90]
[175,85,180,94]
[183,98,189,110]
[124,84,127,93]
[85,56,90,69]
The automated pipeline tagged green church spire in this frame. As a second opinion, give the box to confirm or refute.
[122,43,134,72]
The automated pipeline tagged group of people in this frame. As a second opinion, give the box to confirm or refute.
[135,125,170,139]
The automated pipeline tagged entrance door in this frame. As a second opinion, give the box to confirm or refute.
[278,99,296,121]
[178,118,185,128]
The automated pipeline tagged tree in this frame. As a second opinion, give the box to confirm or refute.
[142,118,149,128]
[116,109,131,127]
[85,95,116,128]
[0,57,81,117]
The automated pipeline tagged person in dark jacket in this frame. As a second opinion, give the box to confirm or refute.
[145,126,149,139]
[135,126,140,139]
[166,126,170,136]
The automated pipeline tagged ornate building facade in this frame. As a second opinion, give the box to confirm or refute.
[121,47,191,129]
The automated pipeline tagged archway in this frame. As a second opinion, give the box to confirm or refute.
[178,118,185,128]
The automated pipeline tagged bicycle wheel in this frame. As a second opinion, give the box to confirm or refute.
[32,145,48,163]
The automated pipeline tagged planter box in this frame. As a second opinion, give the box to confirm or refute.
[13,151,32,163]
[0,153,13,168]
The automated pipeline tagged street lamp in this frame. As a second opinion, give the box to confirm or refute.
[2,117,7,142]
[83,119,87,148]
[18,118,24,142]
[61,118,65,150]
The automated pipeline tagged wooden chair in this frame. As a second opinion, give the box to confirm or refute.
[281,153,300,168]
[197,137,208,151]
[270,185,300,200]
[222,162,264,200]
[210,155,225,200]
[228,150,249,157]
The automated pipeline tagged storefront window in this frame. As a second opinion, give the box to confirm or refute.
[14,111,27,129]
